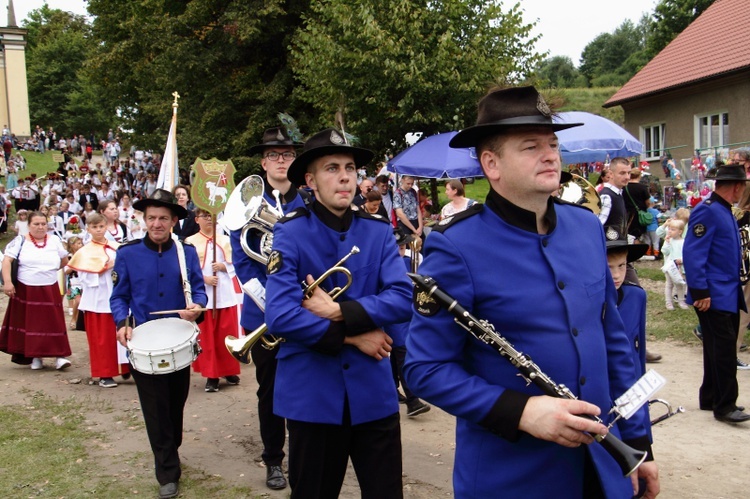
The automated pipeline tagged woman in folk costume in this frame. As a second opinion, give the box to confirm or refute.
[67,213,130,387]
[186,208,240,393]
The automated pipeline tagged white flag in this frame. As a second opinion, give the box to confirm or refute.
[156,108,179,190]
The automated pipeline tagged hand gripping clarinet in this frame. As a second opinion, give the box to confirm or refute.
[409,273,650,477]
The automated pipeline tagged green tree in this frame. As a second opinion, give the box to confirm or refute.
[579,18,650,87]
[86,0,314,179]
[535,56,583,88]
[647,0,715,57]
[290,0,542,157]
[23,6,111,137]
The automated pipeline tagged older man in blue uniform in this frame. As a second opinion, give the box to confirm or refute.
[229,126,307,490]
[404,86,659,499]
[111,189,207,499]
[684,163,750,424]
[264,128,413,498]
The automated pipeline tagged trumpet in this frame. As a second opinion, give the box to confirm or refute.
[225,246,360,363]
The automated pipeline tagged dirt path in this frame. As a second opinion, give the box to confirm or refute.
[1,293,749,498]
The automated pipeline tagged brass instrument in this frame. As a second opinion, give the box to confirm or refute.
[409,238,420,274]
[733,207,750,284]
[225,246,360,363]
[649,398,684,426]
[558,172,602,214]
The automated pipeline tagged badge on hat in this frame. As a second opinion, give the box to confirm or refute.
[693,223,706,238]
[330,130,345,145]
[266,250,283,275]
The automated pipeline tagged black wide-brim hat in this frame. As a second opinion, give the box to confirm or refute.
[604,226,649,263]
[705,164,750,182]
[133,188,189,219]
[287,128,374,187]
[248,127,299,155]
[394,227,414,246]
[450,86,583,149]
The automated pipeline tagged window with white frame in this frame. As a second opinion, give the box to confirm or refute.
[696,112,729,149]
[641,124,665,160]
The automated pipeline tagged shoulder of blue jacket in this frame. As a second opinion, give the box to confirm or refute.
[353,208,390,224]
[433,203,483,233]
[553,196,597,214]
[117,239,143,249]
[277,206,310,224]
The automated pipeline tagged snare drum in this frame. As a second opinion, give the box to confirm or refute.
[127,318,201,374]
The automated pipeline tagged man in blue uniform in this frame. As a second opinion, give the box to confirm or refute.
[111,189,207,499]
[684,163,750,423]
[264,128,413,498]
[404,86,659,498]
[229,126,307,490]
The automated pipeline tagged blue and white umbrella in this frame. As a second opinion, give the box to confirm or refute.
[387,131,483,178]
[555,111,643,164]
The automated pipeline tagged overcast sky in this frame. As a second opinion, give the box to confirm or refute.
[14,0,658,64]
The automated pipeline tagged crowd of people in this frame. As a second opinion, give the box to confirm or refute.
[4,86,750,499]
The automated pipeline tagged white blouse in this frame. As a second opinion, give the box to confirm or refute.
[6,235,67,286]
[78,246,117,313]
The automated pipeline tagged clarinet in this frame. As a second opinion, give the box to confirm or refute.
[409,273,647,477]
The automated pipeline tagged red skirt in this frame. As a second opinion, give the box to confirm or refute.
[84,311,130,378]
[0,282,71,364]
[192,306,241,378]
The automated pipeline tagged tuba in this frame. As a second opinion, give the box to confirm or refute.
[225,247,360,363]
[223,175,283,264]
[732,207,750,284]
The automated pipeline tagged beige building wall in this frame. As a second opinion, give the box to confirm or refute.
[0,28,30,137]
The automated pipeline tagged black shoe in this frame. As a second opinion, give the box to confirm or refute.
[715,410,750,423]
[158,482,179,499]
[266,465,287,490]
[397,390,407,404]
[645,351,662,363]
[406,400,431,417]
[205,378,219,392]
[692,327,703,342]
[224,375,240,385]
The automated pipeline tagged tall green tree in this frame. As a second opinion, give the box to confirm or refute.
[535,56,585,88]
[579,17,650,87]
[23,6,111,137]
[647,0,715,57]
[86,0,313,177]
[290,0,542,156]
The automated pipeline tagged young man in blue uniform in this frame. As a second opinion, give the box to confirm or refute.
[229,127,306,490]
[111,189,207,499]
[404,86,659,499]
[264,128,413,498]
[684,163,750,424]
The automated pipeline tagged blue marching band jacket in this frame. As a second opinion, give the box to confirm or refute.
[404,195,651,498]
[264,202,413,426]
[684,192,746,313]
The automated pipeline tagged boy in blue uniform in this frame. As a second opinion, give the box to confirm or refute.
[264,128,413,497]
[684,163,750,423]
[229,126,306,490]
[111,189,207,499]
[404,86,659,498]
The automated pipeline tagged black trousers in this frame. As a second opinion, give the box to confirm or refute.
[287,408,402,499]
[390,345,417,403]
[248,330,286,466]
[696,308,740,416]
[131,366,190,485]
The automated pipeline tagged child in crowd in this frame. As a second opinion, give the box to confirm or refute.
[186,208,241,392]
[64,236,83,328]
[643,199,661,259]
[661,219,688,310]
[67,213,129,387]
[13,209,28,236]
[605,228,650,377]
[47,204,65,239]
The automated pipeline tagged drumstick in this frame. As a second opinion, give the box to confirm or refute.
[149,308,210,315]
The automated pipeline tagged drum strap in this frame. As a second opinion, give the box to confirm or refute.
[173,239,193,307]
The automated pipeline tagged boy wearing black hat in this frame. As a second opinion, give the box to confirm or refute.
[230,126,306,491]
[110,189,207,499]
[684,163,750,424]
[264,128,412,497]
[404,86,659,498]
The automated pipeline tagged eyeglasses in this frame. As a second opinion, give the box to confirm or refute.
[197,214,212,219]
[264,151,296,162]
